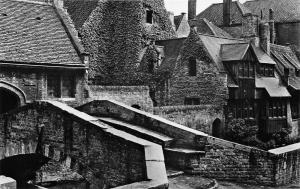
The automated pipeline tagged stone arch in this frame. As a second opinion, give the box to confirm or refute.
[0,81,26,114]
[212,118,222,138]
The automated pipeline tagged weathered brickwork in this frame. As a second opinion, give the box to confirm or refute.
[154,105,223,134]
[0,102,149,188]
[88,85,153,112]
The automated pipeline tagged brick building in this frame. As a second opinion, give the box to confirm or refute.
[0,0,89,114]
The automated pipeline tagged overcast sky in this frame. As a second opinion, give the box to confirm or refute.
[164,0,247,15]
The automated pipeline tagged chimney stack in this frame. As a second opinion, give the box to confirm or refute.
[188,0,197,20]
[223,0,232,26]
[269,9,276,44]
[168,11,176,30]
[259,22,270,55]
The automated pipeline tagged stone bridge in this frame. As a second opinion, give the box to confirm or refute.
[0,101,168,189]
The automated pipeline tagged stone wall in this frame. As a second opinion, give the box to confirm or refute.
[154,105,223,135]
[81,0,176,82]
[0,101,166,188]
[0,67,87,107]
[168,29,228,106]
[88,85,153,112]
[0,68,46,102]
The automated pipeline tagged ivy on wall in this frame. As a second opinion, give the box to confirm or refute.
[81,0,176,85]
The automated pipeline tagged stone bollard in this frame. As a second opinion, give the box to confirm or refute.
[0,176,16,189]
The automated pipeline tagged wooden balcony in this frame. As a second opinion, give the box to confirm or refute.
[260,117,287,135]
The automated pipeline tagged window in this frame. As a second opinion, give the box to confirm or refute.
[291,97,299,119]
[146,9,153,24]
[188,57,197,76]
[228,100,254,119]
[47,74,75,98]
[259,64,274,77]
[268,100,287,118]
[148,60,155,73]
[184,98,200,105]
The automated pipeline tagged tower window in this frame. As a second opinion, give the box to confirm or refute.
[146,9,153,24]
[188,57,197,76]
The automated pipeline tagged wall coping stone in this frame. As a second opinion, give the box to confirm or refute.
[269,142,300,155]
[99,100,208,137]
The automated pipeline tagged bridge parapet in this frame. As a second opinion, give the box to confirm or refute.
[0,100,168,188]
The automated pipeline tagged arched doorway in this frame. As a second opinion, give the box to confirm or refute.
[0,88,20,114]
[212,118,222,138]
[0,81,26,114]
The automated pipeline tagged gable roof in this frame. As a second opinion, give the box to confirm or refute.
[221,43,250,61]
[244,0,300,23]
[63,0,98,30]
[196,1,248,26]
[196,18,233,38]
[0,0,86,67]
[197,0,300,26]
[271,44,300,70]
[198,34,245,71]
[155,38,186,72]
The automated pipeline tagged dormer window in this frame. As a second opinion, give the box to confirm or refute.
[146,9,153,24]
[188,57,197,76]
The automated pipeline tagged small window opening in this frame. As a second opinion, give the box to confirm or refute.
[184,98,200,105]
[131,104,141,110]
[188,57,197,76]
[2,13,7,16]
[36,17,42,20]
[146,9,153,24]
[148,60,155,73]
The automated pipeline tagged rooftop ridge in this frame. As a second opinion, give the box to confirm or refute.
[270,43,292,50]
[156,37,187,42]
[198,32,245,41]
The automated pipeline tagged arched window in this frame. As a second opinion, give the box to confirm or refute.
[188,57,197,76]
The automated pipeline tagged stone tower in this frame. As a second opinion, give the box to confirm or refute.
[81,0,176,84]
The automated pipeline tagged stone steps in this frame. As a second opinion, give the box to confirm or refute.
[164,147,206,170]
[97,117,174,147]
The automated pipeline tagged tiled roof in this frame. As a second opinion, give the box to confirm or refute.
[155,38,186,72]
[63,0,98,30]
[221,43,249,61]
[197,0,300,26]
[198,34,244,71]
[196,1,245,26]
[271,44,300,70]
[196,18,232,38]
[251,44,276,64]
[256,77,291,97]
[0,0,84,66]
[244,0,300,23]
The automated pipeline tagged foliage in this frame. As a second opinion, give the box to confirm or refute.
[225,118,258,143]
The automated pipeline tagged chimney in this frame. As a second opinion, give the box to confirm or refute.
[188,0,197,20]
[168,11,176,30]
[53,0,63,9]
[223,0,232,26]
[259,22,270,55]
[269,9,276,44]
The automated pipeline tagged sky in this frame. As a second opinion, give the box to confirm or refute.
[164,0,247,15]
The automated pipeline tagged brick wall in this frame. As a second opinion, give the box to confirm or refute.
[88,85,153,112]
[154,105,223,134]
[0,102,151,188]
